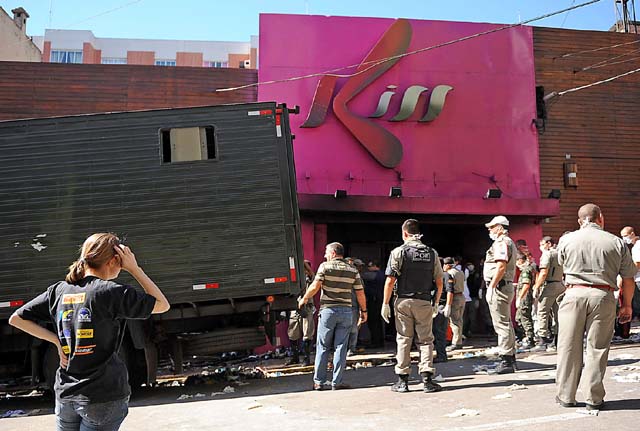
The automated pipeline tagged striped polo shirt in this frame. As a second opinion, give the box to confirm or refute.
[314,258,363,309]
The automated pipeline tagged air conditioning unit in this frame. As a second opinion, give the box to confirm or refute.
[242,59,251,68]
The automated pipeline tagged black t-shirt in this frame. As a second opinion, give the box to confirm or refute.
[16,276,156,402]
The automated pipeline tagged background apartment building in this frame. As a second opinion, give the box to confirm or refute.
[32,29,257,69]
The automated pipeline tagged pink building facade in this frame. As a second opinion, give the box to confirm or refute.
[259,14,558,269]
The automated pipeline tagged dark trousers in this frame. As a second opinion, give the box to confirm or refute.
[366,295,384,347]
[433,310,448,359]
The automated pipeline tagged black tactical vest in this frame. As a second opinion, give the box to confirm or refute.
[396,244,435,300]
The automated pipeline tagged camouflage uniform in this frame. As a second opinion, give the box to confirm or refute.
[515,263,535,343]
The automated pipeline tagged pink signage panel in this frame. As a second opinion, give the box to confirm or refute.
[259,14,539,200]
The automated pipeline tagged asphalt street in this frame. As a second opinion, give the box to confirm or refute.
[2,338,639,431]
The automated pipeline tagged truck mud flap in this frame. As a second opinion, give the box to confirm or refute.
[181,327,266,356]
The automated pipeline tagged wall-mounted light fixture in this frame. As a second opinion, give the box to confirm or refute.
[485,188,502,199]
[334,189,347,199]
[389,186,402,198]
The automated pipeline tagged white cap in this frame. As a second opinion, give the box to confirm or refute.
[485,215,510,228]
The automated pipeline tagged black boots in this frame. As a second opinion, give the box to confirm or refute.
[494,355,517,374]
[301,340,312,366]
[288,340,312,366]
[391,374,409,393]
[421,372,442,393]
[286,342,300,365]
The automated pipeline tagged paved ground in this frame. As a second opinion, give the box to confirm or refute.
[2,338,640,431]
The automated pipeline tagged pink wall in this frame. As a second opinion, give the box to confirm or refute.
[259,14,539,200]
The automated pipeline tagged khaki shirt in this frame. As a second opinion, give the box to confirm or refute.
[446,267,465,294]
[386,239,444,281]
[483,234,517,284]
[557,223,636,288]
[539,248,563,282]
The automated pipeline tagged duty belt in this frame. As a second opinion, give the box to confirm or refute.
[566,284,614,291]
[397,292,431,301]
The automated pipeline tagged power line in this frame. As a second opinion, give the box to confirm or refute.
[65,0,144,28]
[560,0,577,28]
[545,65,640,101]
[576,46,640,72]
[556,38,640,60]
[215,0,602,92]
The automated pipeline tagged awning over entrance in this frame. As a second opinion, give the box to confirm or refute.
[298,194,560,218]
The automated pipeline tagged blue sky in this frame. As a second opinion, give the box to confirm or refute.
[4,0,621,40]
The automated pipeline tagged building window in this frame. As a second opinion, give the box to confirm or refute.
[102,57,127,64]
[50,50,83,64]
[160,126,216,163]
[155,59,176,66]
[203,61,228,68]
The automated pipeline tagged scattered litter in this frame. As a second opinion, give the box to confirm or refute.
[612,373,640,383]
[507,384,527,391]
[611,353,634,361]
[247,402,263,410]
[35,233,47,238]
[615,365,640,372]
[463,353,474,358]
[171,381,182,387]
[433,374,445,383]
[472,363,500,374]
[540,371,556,378]
[445,408,480,418]
[13,242,19,247]
[491,393,512,400]
[211,391,223,396]
[1,410,27,418]
[223,385,235,393]
[576,408,599,416]
[176,394,193,401]
[379,361,394,367]
[194,393,206,398]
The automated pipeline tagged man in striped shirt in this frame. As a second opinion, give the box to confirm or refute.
[299,242,367,390]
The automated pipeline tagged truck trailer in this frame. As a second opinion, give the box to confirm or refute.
[0,101,303,390]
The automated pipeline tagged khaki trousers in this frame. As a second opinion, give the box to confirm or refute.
[487,282,516,356]
[556,288,616,406]
[394,297,435,375]
[450,294,466,346]
[537,281,565,338]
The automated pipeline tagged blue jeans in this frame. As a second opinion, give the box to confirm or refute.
[55,397,129,431]
[348,307,359,353]
[314,307,352,386]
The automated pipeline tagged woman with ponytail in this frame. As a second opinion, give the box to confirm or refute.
[9,233,169,431]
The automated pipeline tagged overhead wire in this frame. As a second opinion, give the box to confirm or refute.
[214,0,602,92]
[575,46,640,72]
[545,65,640,101]
[555,38,640,60]
[65,0,145,28]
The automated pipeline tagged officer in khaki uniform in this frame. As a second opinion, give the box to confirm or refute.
[515,253,535,348]
[442,257,466,350]
[381,219,444,393]
[532,236,565,351]
[556,204,636,411]
[483,215,518,374]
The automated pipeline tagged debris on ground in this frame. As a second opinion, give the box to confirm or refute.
[540,371,556,378]
[247,402,263,410]
[223,385,235,393]
[445,408,480,418]
[176,394,193,401]
[1,410,28,418]
[433,374,445,383]
[507,384,527,391]
[576,408,599,416]
[491,393,513,399]
[612,373,640,383]
[472,362,500,374]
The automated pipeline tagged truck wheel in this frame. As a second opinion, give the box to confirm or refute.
[43,344,59,392]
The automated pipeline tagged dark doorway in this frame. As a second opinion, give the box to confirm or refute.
[327,221,490,266]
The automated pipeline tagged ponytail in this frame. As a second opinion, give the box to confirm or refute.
[65,259,86,283]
